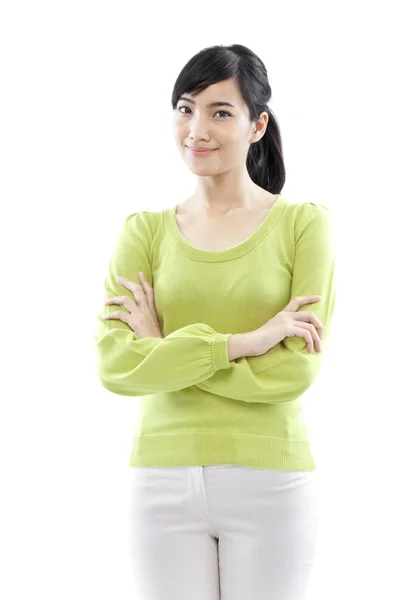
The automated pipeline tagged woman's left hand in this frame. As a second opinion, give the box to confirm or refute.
[103,273,163,339]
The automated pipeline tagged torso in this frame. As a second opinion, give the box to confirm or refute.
[174,191,279,252]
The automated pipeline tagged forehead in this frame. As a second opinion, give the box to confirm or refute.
[182,78,246,109]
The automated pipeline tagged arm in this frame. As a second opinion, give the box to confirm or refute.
[96,320,233,396]
[95,204,335,401]
[194,202,337,404]
[94,212,234,397]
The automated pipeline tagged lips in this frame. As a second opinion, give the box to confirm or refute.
[187,146,217,154]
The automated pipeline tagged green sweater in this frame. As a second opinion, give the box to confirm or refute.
[94,194,336,471]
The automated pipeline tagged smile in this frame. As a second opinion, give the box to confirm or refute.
[187,147,218,156]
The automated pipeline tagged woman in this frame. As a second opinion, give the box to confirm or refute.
[94,43,336,600]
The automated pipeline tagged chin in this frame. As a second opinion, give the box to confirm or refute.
[186,164,220,176]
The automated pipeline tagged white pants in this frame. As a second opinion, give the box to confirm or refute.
[128,465,319,600]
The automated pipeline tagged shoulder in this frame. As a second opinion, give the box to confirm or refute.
[284,200,335,236]
[122,209,163,239]
[285,198,334,220]
[279,198,335,247]
[294,203,336,256]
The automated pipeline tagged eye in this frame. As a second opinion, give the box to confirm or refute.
[178,105,191,115]
[214,110,231,118]
[177,106,231,118]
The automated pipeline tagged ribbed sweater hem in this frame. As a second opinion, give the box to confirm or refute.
[129,432,316,471]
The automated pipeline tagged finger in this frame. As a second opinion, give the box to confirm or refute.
[116,276,146,306]
[104,310,127,321]
[134,271,153,309]
[103,310,136,332]
[116,275,141,289]
[104,310,132,325]
[104,295,135,312]
[294,325,315,352]
[294,312,324,339]
[138,271,151,288]
[116,275,138,292]
[138,271,154,297]
[105,295,130,305]
[138,272,158,322]
[295,322,322,351]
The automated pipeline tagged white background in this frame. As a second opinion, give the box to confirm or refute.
[1,1,399,598]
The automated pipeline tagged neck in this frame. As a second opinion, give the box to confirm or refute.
[192,170,263,215]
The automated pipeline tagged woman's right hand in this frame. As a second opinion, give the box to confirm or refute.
[248,296,324,357]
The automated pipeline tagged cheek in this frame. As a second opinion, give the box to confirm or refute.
[229,124,247,140]
[218,124,243,143]
[174,124,188,143]
[171,116,184,133]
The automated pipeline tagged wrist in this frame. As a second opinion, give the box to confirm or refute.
[228,332,255,361]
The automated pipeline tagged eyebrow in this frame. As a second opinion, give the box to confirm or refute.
[178,95,235,109]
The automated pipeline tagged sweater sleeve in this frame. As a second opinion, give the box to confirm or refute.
[94,212,233,397]
[194,202,337,404]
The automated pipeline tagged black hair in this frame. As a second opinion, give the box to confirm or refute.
[171,44,286,194]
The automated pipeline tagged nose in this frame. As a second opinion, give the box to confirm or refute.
[188,115,211,142]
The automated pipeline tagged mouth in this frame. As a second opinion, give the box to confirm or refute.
[186,146,218,156]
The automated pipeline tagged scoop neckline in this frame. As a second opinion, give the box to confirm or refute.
[163,193,286,261]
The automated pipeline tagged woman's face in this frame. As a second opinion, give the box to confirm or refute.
[172,77,267,176]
